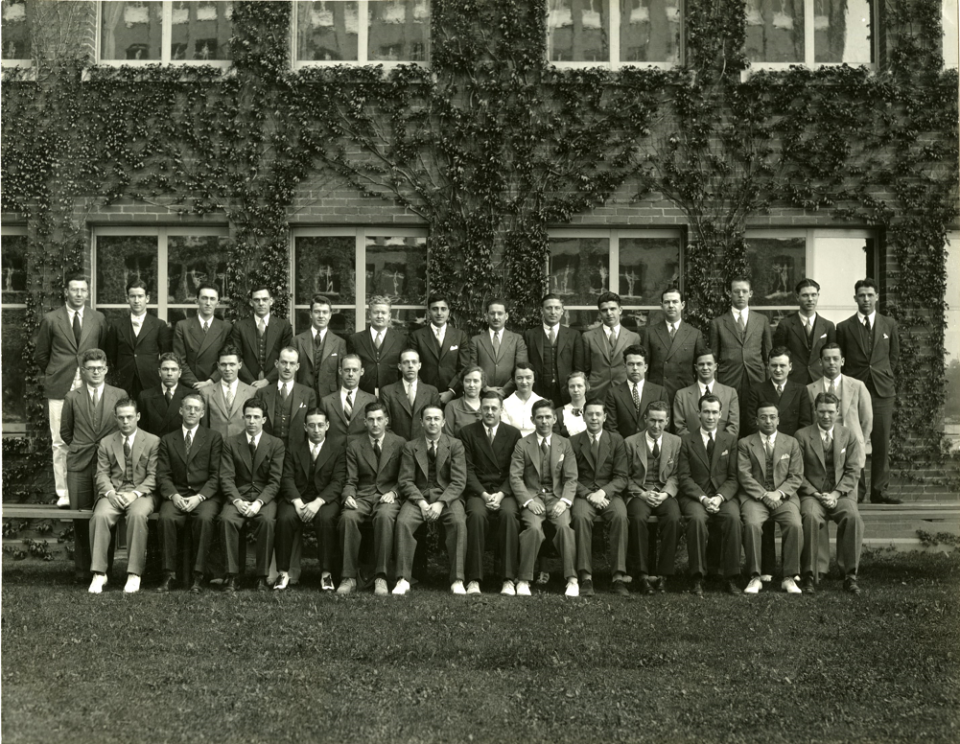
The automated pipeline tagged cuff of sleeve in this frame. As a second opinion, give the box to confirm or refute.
[561,498,573,507]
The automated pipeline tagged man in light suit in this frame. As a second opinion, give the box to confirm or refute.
[796,393,864,595]
[604,345,669,440]
[379,348,442,441]
[172,282,232,392]
[231,285,294,391]
[523,293,584,407]
[510,400,579,597]
[255,346,318,452]
[348,296,407,396]
[294,294,348,399]
[709,277,772,402]
[772,278,836,385]
[88,398,160,595]
[836,278,901,504]
[105,279,171,401]
[393,405,469,595]
[320,354,378,455]
[582,291,642,403]
[673,351,740,437]
[36,273,108,506]
[407,293,471,405]
[200,346,255,439]
[642,287,709,405]
[469,298,528,397]
[744,347,813,437]
[137,352,188,437]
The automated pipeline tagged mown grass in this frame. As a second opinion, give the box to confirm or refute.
[3,549,959,744]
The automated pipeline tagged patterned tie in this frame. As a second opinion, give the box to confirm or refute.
[257,318,267,368]
[668,323,676,339]
[737,312,746,338]
[705,384,711,396]
[226,385,235,409]
[548,326,556,346]
[631,382,641,415]
[492,331,500,353]
[776,383,783,397]
[805,317,813,341]
[706,432,715,460]
[823,433,832,452]
[184,430,193,455]
[373,438,382,462]
[249,437,257,463]
[257,318,266,338]
[202,320,210,335]
[828,378,837,398]
[344,390,353,419]
[374,331,383,350]
[123,436,134,486]
[72,311,82,344]
[863,317,873,355]
[165,387,174,404]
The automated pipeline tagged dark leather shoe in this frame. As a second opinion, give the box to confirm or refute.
[255,578,269,592]
[800,575,816,594]
[870,493,902,505]
[224,576,238,593]
[190,577,203,594]
[844,577,861,595]
[580,578,595,597]
[691,579,704,597]
[157,575,176,593]
[725,579,740,595]
[639,577,655,595]
[657,577,667,594]
[611,580,630,597]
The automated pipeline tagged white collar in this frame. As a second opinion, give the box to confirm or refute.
[130,312,146,322]
[818,426,835,440]
[312,327,326,338]
[799,312,817,324]
[87,383,105,395]
[698,380,714,394]
[163,384,178,396]
[543,323,560,335]
[700,428,716,445]
[733,307,749,320]
[255,313,271,326]
[248,432,262,446]
[537,434,551,447]
[857,310,877,325]
[182,424,199,439]
[222,379,238,391]
[605,324,621,336]
[370,326,387,338]
[646,432,662,448]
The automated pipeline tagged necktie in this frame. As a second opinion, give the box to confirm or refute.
[776,383,783,397]
[632,382,641,415]
[257,318,266,338]
[737,312,746,339]
[184,430,193,455]
[428,440,436,461]
[202,320,209,334]
[828,379,837,397]
[314,331,324,368]
[72,311,82,344]
[591,434,600,461]
[805,318,813,341]
[492,331,501,353]
[407,383,416,407]
[668,323,676,339]
[373,438,382,462]
[434,326,443,347]
[608,329,616,351]
[132,317,141,337]
[763,436,773,458]
[374,331,383,350]
[651,439,660,460]
[91,388,101,429]
[281,383,289,400]
[705,384,711,395]
[823,434,832,452]
[123,437,134,486]
[487,426,495,446]
[226,385,235,408]
[165,388,173,404]
[311,444,320,462]
[548,326,556,346]
[863,317,873,354]
[706,432,715,460]
[249,437,257,463]
[344,390,353,418]
[540,437,549,460]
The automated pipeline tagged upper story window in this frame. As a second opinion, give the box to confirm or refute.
[99,1,233,65]
[293,0,431,67]
[1,0,32,67]
[547,0,682,68]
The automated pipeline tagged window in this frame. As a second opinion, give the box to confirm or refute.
[293,0,430,66]
[546,0,682,67]
[744,0,875,68]
[99,1,233,65]
[1,225,28,432]
[1,0,32,67]
[546,229,682,331]
[291,227,428,335]
[944,231,960,451]
[945,0,958,69]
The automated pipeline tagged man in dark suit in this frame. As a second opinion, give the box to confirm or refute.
[604,344,668,440]
[569,401,630,596]
[772,278,836,385]
[274,408,345,592]
[744,347,814,436]
[461,391,523,596]
[582,291,642,403]
[219,398,285,591]
[523,293,584,407]
[468,298,528,397]
[137,352,188,437]
[393,405,469,595]
[105,279,171,401]
[672,351,740,437]
[294,294,348,399]
[709,277,772,402]
[156,392,223,593]
[172,282,232,392]
[320,354,378,454]
[231,284,293,392]
[407,293,471,405]
[642,287,708,405]
[36,273,108,506]
[200,346,256,440]
[347,295,407,396]
[256,346,318,453]
[379,348,442,441]
[836,278,901,504]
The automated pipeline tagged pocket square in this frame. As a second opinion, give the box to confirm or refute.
[298,402,306,409]
[330,353,338,357]
[841,447,846,454]
[450,345,459,350]
[819,333,827,339]
[558,454,564,463]
[721,449,729,456]
[780,454,790,460]
[883,333,889,340]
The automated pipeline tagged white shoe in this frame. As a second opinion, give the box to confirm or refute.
[760,574,773,583]
[56,494,70,508]
[744,577,763,594]
[273,572,290,591]
[123,575,141,594]
[500,580,516,596]
[88,574,107,594]
[392,578,410,596]
[466,581,481,596]
[515,581,532,596]
[375,578,390,596]
[782,577,802,595]
[564,578,580,597]
[336,578,356,595]
[451,580,466,595]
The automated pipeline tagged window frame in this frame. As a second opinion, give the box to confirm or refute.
[944,0,958,69]
[1,224,29,434]
[0,0,32,69]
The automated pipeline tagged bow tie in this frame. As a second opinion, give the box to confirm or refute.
[570,409,582,417]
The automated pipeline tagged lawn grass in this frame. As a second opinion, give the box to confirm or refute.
[2,549,959,744]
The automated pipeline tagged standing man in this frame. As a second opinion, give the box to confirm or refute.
[320,354,378,454]
[468,298,528,397]
[36,273,108,507]
[294,294,347,399]
[523,293,584,407]
[379,349,442,441]
[772,278,836,385]
[709,277,772,402]
[582,291,642,403]
[744,347,813,437]
[200,346,255,439]
[408,293,471,406]
[105,279,171,401]
[172,282,232,392]
[256,346,317,452]
[836,278,901,504]
[500,363,545,437]
[137,352,188,437]
[604,345,668,440]
[231,285,293,391]
[348,296,407,397]
[643,288,708,406]
[673,351,740,437]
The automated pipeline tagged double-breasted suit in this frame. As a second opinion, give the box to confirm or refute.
[172,315,232,389]
[294,328,348,399]
[348,327,408,395]
[522,325,585,406]
[137,385,188,437]
[581,325,642,403]
[200,381,256,440]
[744,379,813,437]
[604,379,669,440]
[772,313,836,385]
[408,324,471,396]
[256,381,318,451]
[232,315,294,386]
[672,381,740,438]
[709,309,772,400]
[379,380,442,441]
[105,313,172,400]
[469,329,528,396]
[642,320,709,404]
[320,388,379,454]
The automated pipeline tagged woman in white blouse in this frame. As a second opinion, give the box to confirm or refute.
[443,366,485,437]
[555,371,590,438]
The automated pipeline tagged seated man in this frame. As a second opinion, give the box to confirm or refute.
[510,399,579,597]
[88,398,160,594]
[379,348,442,441]
[500,363,544,437]
[393,405,469,596]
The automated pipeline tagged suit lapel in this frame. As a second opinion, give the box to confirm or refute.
[300,443,313,481]
[534,329,545,363]
[58,308,79,352]
[692,431,710,468]
[751,436,766,479]
[186,427,203,464]
[77,309,98,350]
[655,323,673,357]
[415,439,429,477]
[724,313,744,347]
[111,432,125,471]
[195,317,215,356]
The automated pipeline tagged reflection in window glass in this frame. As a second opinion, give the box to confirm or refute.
[295,236,356,306]
[619,237,679,305]
[549,237,609,305]
[295,308,356,337]
[170,1,232,61]
[96,235,159,304]
[167,235,230,304]
[365,235,426,305]
[1,308,27,423]
[368,0,430,62]
[1,0,32,60]
[1,233,28,305]
[547,0,610,62]
[620,0,680,63]
[296,0,360,61]
[813,0,872,64]
[808,235,869,317]
[745,237,806,307]
[744,0,804,63]
[101,1,164,61]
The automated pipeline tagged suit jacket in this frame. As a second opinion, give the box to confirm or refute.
[293,328,348,399]
[157,426,223,501]
[795,424,861,498]
[220,431,285,504]
[399,434,467,505]
[95,428,160,499]
[341,431,406,503]
[603,380,669,440]
[408,325,471,396]
[709,309,772,394]
[379,379,442,441]
[231,315,294,386]
[677,429,739,502]
[569,430,628,499]
[836,313,899,399]
[772,313,836,385]
[743,379,813,437]
[60,384,126,471]
[581,325,643,403]
[736,432,804,502]
[105,313,172,394]
[347,327,408,395]
[320,388,379,454]
[623,431,681,497]
[200,381,257,440]
[522,325,585,405]
[460,421,523,498]
[469,329,528,396]
[137,385,188,438]
[642,320,708,403]
[256,381,318,451]
[805,375,873,469]
[509,433,578,506]
[672,382,740,438]
[172,316,232,389]
[35,306,108,399]
[280,439,345,505]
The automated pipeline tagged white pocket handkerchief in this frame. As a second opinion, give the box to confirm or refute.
[450,345,459,350]
[780,453,790,460]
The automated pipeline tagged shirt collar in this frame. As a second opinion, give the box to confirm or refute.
[538,434,551,447]
[222,379,238,392]
[489,327,501,340]
[256,312,271,326]
[278,379,291,391]
[68,306,83,319]
[248,432,261,446]
[341,387,355,398]
[312,327,326,339]
[763,431,778,445]
[733,307,750,321]
[87,382,104,395]
[698,380,714,395]
[605,323,621,337]
[818,426,834,439]
[369,436,381,448]
[646,432,661,448]
[799,311,817,324]
[130,312,146,322]
[543,323,560,334]
[371,326,386,339]
[125,430,138,446]
[700,428,716,445]
[825,375,841,387]
[182,424,199,439]
[857,310,877,325]
[163,383,178,396]
[311,439,324,454]
[666,319,680,332]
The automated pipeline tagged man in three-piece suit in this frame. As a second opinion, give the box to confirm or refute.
[105,279,171,402]
[320,354,378,454]
[709,277,772,402]
[604,345,669,440]
[523,293,584,407]
[348,296,407,396]
[461,391,524,596]
[200,346,255,440]
[256,346,317,452]
[407,293,471,406]
[137,352,188,437]
[393,406,469,595]
[88,398,160,595]
[642,287,708,405]
[582,291,642,403]
[772,278,836,385]
[156,392,223,593]
[294,294,348,399]
[379,349,442,441]
[60,349,125,579]
[569,401,630,596]
[673,351,740,437]
[231,285,294,391]
[469,298,528,398]
[510,400,579,597]
[219,398,285,591]
[36,273,108,506]
[836,278,900,504]
[744,347,814,437]
[172,282,232,392]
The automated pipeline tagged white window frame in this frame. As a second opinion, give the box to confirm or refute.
[1,224,29,434]
[944,0,959,69]
[1,0,32,70]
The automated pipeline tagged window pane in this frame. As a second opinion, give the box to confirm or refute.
[368,0,430,62]
[96,235,159,304]
[365,235,427,304]
[100,1,163,61]
[295,236,357,306]
[620,0,680,63]
[619,237,679,305]
[549,237,610,305]
[171,1,233,61]
[1,0,32,59]
[1,308,28,424]
[814,0,873,64]
[744,0,804,63]
[547,0,610,62]
[167,234,231,304]
[167,307,228,326]
[946,0,959,68]
[744,236,806,307]
[809,235,869,317]
[1,233,28,305]
[946,233,960,449]
[296,0,360,61]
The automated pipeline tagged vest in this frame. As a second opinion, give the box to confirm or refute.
[643,443,662,491]
[763,443,776,491]
[822,438,836,493]
[276,388,295,441]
